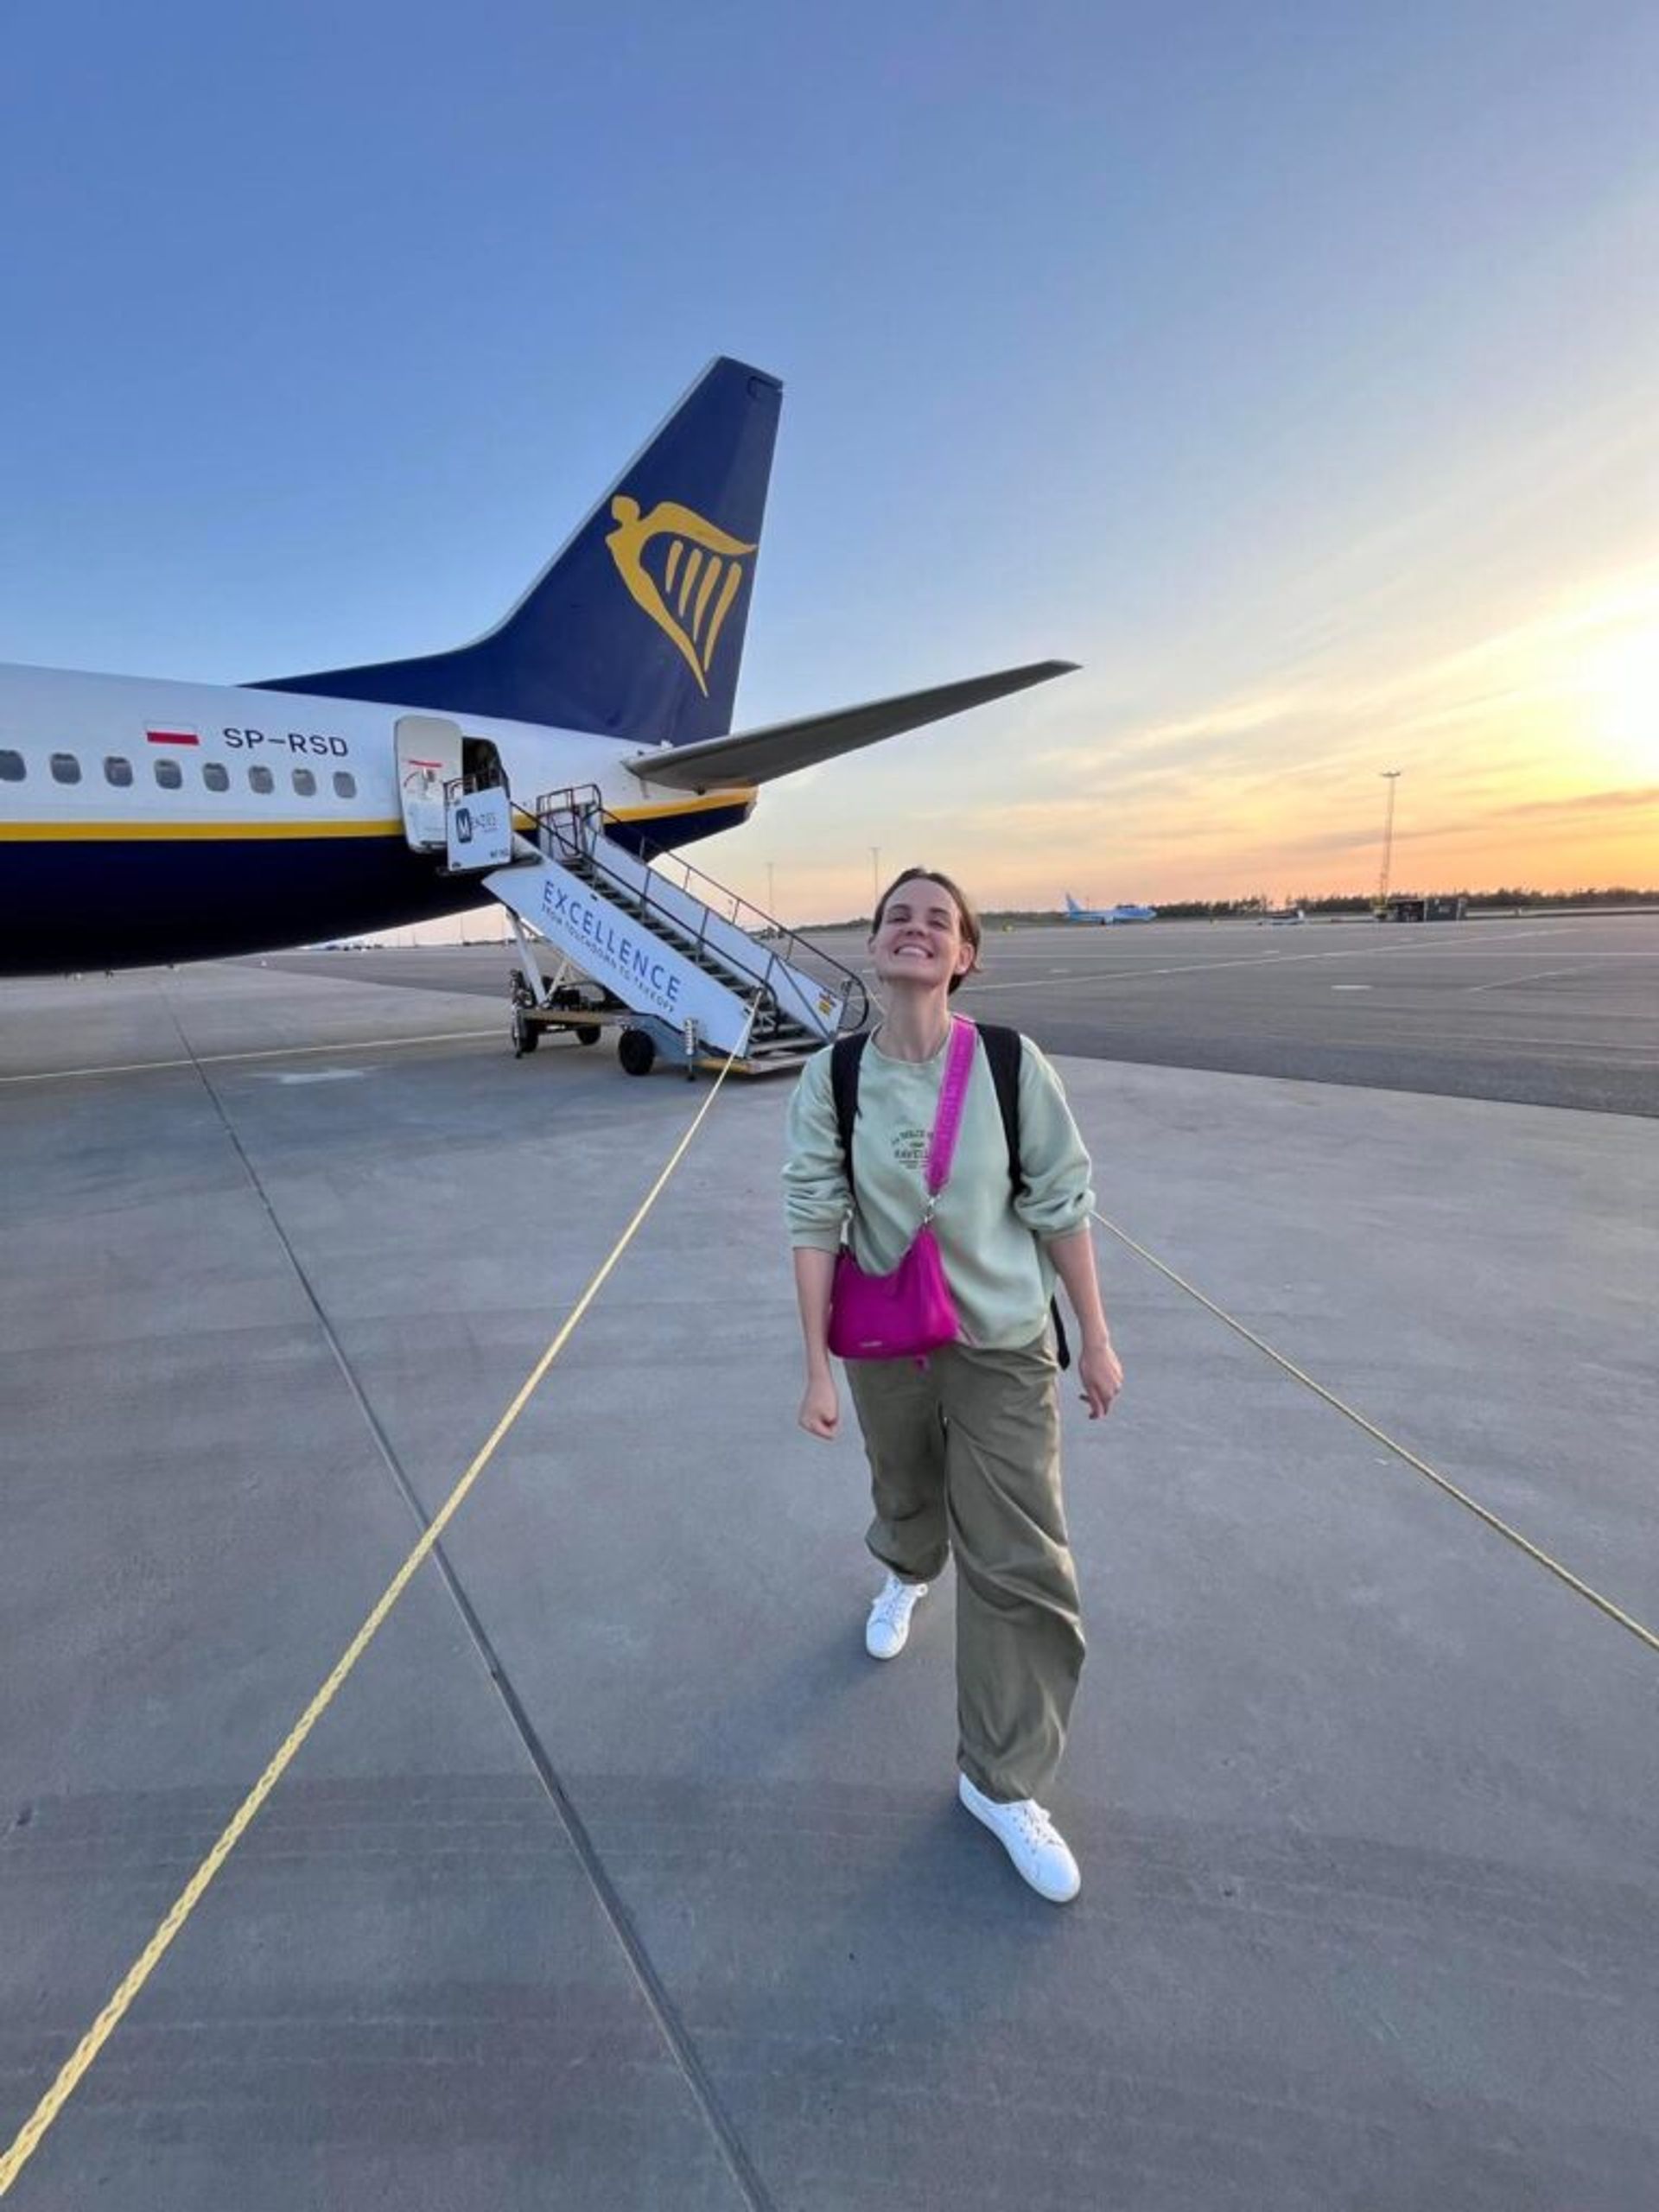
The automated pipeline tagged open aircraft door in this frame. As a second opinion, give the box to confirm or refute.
[395,715,466,850]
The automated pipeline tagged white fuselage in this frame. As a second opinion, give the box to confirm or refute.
[0,662,753,973]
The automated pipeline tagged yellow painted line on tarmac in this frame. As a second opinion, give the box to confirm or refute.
[0,1029,501,1086]
[1093,1208,1659,1657]
[0,1047,742,2199]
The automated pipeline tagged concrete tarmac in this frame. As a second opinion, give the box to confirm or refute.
[2,951,1656,2209]
[259,911,1659,1116]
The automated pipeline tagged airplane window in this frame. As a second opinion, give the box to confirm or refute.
[0,750,25,781]
[292,767,317,797]
[202,762,229,792]
[105,756,134,787]
[50,753,82,785]
[333,771,357,798]
[154,757,183,790]
[248,765,275,794]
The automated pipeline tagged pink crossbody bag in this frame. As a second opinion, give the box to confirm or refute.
[827,1015,978,1363]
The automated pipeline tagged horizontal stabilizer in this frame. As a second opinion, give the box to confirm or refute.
[621,659,1077,792]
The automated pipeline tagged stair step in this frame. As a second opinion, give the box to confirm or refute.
[505,808,864,1059]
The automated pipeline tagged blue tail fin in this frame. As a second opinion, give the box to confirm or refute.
[254,358,782,745]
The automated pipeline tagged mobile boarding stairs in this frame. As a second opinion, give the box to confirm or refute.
[436,779,868,1077]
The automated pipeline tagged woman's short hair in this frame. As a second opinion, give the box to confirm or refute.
[871,867,983,995]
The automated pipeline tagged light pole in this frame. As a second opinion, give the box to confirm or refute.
[1376,770,1402,910]
[870,846,881,913]
[766,861,776,918]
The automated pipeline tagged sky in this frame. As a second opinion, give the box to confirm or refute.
[1,0,1654,921]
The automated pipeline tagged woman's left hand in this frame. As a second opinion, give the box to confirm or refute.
[1077,1336,1123,1420]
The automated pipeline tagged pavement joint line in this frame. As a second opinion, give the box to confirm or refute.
[1459,967,1593,994]
[1092,1210,1659,1658]
[0,1024,776,2211]
[0,1028,501,1086]
[955,923,1586,995]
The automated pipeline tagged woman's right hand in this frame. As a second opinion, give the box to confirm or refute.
[798,1370,840,1440]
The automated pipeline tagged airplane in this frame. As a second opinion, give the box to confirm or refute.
[1063,894,1156,925]
[0,359,1074,976]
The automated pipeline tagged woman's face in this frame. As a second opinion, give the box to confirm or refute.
[869,880,976,994]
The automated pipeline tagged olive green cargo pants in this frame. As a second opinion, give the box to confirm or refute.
[845,1330,1084,1803]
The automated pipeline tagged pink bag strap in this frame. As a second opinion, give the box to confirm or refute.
[922,1016,979,1204]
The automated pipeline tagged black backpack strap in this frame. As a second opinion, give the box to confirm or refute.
[975,1023,1024,1192]
[830,1032,871,1199]
[973,1023,1072,1373]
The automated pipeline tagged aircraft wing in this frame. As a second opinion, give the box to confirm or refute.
[620,658,1077,793]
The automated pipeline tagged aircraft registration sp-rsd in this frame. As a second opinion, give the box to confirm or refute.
[0,359,1075,976]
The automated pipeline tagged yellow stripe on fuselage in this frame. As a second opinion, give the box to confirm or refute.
[607,786,754,822]
[0,785,756,843]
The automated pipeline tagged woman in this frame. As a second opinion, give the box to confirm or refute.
[783,868,1122,1903]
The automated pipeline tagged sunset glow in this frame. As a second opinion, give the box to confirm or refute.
[721,554,1659,918]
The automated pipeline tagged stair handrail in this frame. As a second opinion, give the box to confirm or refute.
[532,785,869,1035]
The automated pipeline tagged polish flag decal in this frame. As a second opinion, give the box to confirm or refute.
[146,727,200,747]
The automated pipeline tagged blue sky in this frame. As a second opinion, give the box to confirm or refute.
[3,0,1654,913]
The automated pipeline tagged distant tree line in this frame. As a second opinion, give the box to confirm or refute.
[976,887,1659,924]
[820,887,1656,930]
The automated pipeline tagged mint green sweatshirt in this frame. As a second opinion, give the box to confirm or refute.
[783,1027,1096,1351]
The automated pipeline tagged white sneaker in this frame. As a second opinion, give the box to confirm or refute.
[864,1573,929,1660]
[957,1772,1081,1904]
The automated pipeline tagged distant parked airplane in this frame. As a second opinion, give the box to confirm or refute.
[1063,894,1156,925]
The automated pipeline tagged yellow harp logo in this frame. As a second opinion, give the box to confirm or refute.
[605,496,756,696]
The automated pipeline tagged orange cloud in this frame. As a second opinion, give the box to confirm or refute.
[938,562,1659,904]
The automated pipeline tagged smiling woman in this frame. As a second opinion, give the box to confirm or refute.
[870,866,984,998]
[781,865,1125,1904]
